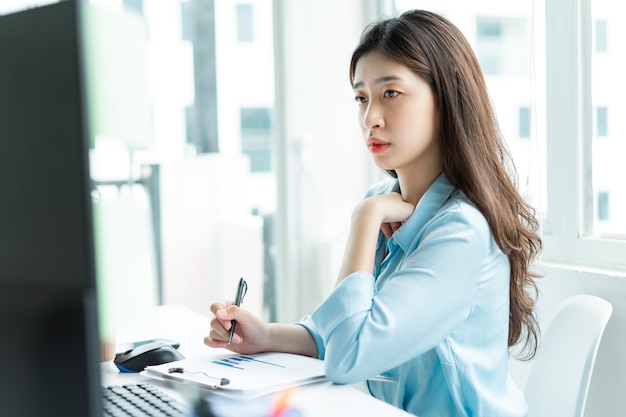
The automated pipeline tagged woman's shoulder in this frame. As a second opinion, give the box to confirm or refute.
[445,188,480,213]
[437,189,492,239]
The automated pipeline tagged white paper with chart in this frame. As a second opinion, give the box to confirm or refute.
[142,352,327,397]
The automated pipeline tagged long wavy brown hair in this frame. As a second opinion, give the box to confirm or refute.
[350,10,542,360]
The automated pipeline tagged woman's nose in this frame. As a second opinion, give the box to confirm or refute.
[362,103,383,130]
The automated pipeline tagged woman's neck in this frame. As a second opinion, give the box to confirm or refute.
[397,167,443,206]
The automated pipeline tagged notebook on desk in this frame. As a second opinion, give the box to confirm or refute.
[143,351,328,398]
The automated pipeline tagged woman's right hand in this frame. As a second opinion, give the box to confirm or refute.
[204,302,319,358]
[203,301,270,354]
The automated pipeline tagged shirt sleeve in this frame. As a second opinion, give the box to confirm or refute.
[297,272,376,361]
[298,207,497,384]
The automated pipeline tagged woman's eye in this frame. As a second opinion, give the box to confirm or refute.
[354,96,367,104]
[384,90,400,98]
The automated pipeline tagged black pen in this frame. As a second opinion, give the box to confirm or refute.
[227,277,247,345]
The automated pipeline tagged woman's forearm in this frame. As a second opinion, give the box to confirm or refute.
[336,201,381,283]
[266,323,319,358]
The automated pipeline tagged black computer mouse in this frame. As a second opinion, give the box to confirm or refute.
[114,340,185,373]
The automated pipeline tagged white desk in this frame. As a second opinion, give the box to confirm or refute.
[102,305,413,417]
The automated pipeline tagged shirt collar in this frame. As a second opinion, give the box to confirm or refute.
[391,172,456,252]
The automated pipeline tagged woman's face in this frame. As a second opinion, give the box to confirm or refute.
[352,50,441,179]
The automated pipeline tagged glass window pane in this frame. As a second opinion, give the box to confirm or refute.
[241,107,272,173]
[123,0,143,16]
[237,3,254,43]
[519,106,531,138]
[597,191,609,221]
[596,107,608,137]
[181,1,192,41]
[595,20,607,52]
[591,1,626,237]
[79,0,275,320]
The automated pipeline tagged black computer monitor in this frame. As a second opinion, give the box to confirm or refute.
[0,1,102,416]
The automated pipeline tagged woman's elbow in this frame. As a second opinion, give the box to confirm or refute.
[324,353,372,385]
[326,366,363,385]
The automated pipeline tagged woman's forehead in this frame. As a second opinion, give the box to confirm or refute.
[352,51,414,88]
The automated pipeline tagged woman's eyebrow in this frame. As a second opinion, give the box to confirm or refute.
[352,75,402,90]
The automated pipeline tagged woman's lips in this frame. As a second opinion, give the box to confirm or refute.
[367,138,391,154]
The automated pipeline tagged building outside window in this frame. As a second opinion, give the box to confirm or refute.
[595,19,607,52]
[236,3,254,43]
[596,106,608,137]
[519,106,531,138]
[591,0,625,238]
[241,107,272,173]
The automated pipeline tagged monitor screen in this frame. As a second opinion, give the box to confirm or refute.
[0,2,102,416]
[0,0,95,289]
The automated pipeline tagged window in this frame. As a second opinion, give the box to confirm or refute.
[543,0,626,268]
[596,106,608,137]
[181,1,191,41]
[123,0,143,16]
[475,16,529,76]
[591,0,626,240]
[241,107,272,172]
[519,106,531,138]
[477,19,503,37]
[595,20,607,52]
[236,4,254,43]
[50,0,276,321]
[476,17,503,75]
[597,191,609,222]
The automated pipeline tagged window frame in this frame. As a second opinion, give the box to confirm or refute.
[541,0,626,271]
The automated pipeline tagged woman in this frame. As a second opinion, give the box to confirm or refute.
[205,9,542,416]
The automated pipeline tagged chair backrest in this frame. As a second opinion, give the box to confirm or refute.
[524,294,612,417]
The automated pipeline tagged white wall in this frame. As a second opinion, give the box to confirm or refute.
[509,263,626,417]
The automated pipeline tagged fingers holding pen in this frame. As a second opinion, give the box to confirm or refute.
[205,302,271,355]
[210,300,234,316]
[205,303,242,346]
[210,301,236,331]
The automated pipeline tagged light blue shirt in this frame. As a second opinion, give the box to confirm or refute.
[298,173,527,417]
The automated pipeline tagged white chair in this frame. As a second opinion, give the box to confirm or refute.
[524,294,613,417]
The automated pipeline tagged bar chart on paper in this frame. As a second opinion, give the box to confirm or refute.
[142,352,327,397]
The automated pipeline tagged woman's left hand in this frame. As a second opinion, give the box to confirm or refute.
[364,192,414,238]
[336,193,415,283]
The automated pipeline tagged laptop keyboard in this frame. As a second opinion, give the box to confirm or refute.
[102,383,187,417]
